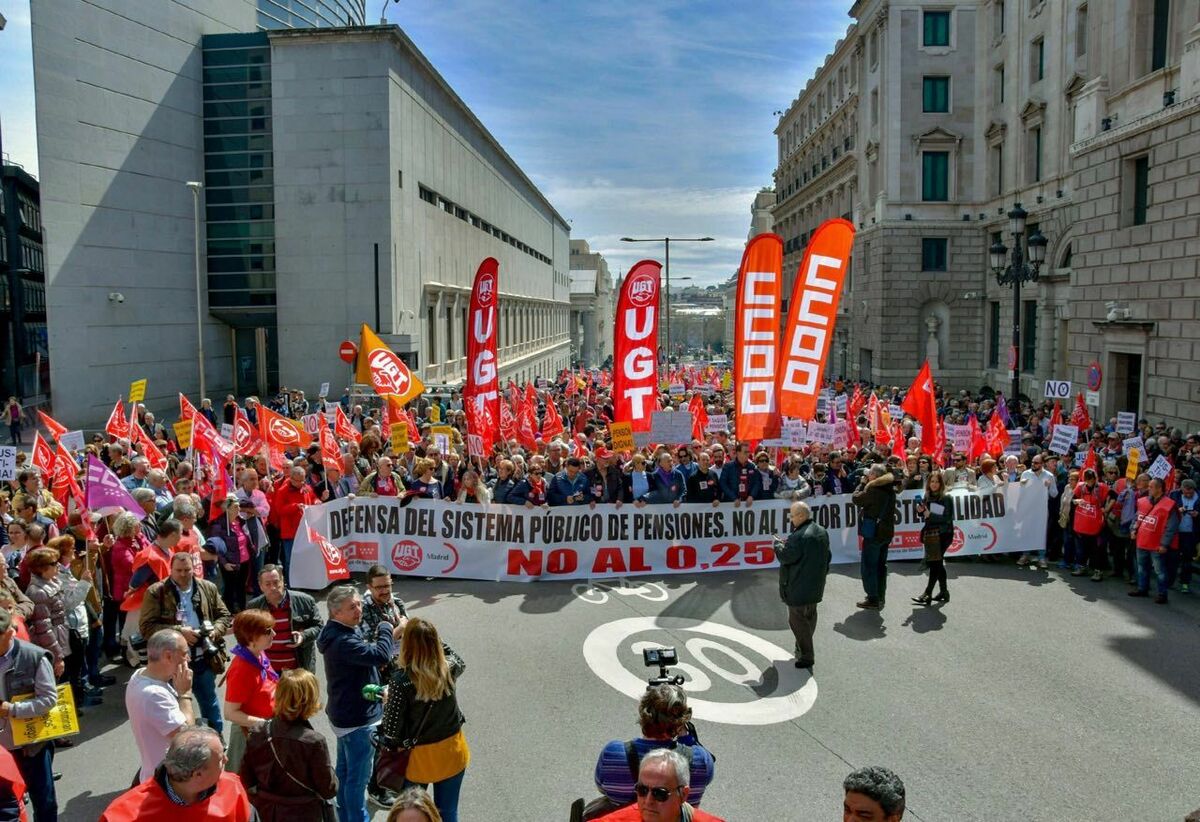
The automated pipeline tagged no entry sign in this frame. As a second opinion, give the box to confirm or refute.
[338,340,358,363]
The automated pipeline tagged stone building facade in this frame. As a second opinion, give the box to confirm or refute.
[772,0,1199,427]
[568,239,614,368]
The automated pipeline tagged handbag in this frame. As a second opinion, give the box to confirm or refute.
[265,720,337,822]
[921,529,944,561]
[374,697,435,793]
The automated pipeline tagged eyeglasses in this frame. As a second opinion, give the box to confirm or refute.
[635,783,681,802]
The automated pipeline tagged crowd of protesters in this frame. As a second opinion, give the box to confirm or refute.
[0,367,1195,820]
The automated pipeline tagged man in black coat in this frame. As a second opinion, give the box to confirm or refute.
[773,502,831,670]
[686,451,721,505]
[852,465,897,609]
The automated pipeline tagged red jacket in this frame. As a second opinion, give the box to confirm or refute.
[0,746,27,822]
[599,804,725,822]
[101,770,253,822]
[269,481,317,540]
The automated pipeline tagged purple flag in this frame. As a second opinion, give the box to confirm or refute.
[85,454,142,515]
[996,394,1011,426]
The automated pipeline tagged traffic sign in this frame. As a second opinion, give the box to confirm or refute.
[1087,361,1103,391]
[338,340,358,363]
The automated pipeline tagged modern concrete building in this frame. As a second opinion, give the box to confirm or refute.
[0,163,48,405]
[31,1,569,426]
[568,239,614,368]
[772,0,1199,427]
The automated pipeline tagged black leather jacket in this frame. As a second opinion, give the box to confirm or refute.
[379,643,466,748]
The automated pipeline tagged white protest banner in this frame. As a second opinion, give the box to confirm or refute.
[289,484,1049,587]
[650,411,694,445]
[0,447,16,481]
[1048,424,1078,455]
[944,423,971,452]
[782,419,807,448]
[219,423,234,440]
[59,430,86,453]
[1044,380,1071,400]
[704,414,729,434]
[806,422,836,444]
[319,382,330,398]
[1123,435,1145,460]
[1116,412,1137,434]
[1147,455,1173,480]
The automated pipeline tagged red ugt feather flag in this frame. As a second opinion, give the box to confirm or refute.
[901,361,938,455]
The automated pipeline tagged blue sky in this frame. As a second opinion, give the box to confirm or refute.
[0,0,852,285]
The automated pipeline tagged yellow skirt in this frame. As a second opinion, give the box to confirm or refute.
[406,729,470,784]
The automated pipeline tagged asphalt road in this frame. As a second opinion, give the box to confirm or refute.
[56,558,1200,821]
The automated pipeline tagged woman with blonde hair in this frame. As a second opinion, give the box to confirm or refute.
[387,787,442,822]
[241,667,338,821]
[379,618,467,822]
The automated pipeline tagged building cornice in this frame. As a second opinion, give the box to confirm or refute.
[1072,94,1200,156]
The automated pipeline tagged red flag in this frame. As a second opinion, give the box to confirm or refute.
[208,462,233,521]
[358,325,424,406]
[105,399,130,440]
[1082,447,1097,474]
[318,423,342,474]
[465,258,501,456]
[333,405,362,445]
[866,394,881,433]
[778,219,854,420]
[307,523,350,582]
[518,384,538,449]
[52,446,82,509]
[986,413,1010,458]
[613,260,662,433]
[891,422,906,461]
[31,433,56,477]
[140,437,168,472]
[848,384,865,423]
[734,234,783,440]
[233,407,265,457]
[258,404,312,452]
[37,410,68,442]
[405,408,419,443]
[688,394,708,441]
[932,419,947,467]
[901,361,938,455]
[191,408,235,464]
[499,399,518,444]
[1048,401,1062,441]
[1070,393,1091,431]
[969,414,987,462]
[541,399,565,441]
[179,393,199,422]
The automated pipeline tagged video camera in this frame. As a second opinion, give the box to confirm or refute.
[642,646,685,689]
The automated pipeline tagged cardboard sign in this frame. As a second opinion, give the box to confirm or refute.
[704,414,729,434]
[650,411,694,445]
[219,423,234,440]
[128,379,147,404]
[835,394,848,416]
[1004,430,1023,456]
[390,422,409,454]
[889,403,904,421]
[467,433,484,458]
[1116,412,1136,434]
[1123,435,1145,460]
[536,377,548,390]
[430,425,453,440]
[1126,450,1140,480]
[782,418,807,448]
[1074,451,1087,467]
[720,372,732,390]
[429,404,441,423]
[173,420,193,450]
[944,423,971,452]
[609,421,635,453]
[1044,380,1071,400]
[1147,455,1173,480]
[319,381,330,398]
[0,447,16,482]
[1048,424,1079,456]
[432,433,450,456]
[10,684,78,745]
[668,383,685,397]
[806,422,836,444]
[59,430,85,453]
[833,420,848,447]
[301,414,321,435]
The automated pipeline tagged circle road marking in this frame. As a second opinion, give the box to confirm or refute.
[583,617,818,726]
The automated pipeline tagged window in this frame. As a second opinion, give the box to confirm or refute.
[1028,127,1042,182]
[1133,155,1150,225]
[992,143,1005,196]
[921,238,948,271]
[869,31,878,68]
[1151,0,1169,72]
[994,65,1005,104]
[1076,4,1088,57]
[1021,300,1037,373]
[871,90,879,126]
[924,11,951,46]
[426,304,438,364]
[923,77,950,112]
[994,0,1006,36]
[1032,38,1045,80]
[922,152,950,201]
[988,301,1001,368]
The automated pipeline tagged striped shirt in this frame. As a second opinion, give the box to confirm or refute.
[594,736,714,807]
[265,596,297,672]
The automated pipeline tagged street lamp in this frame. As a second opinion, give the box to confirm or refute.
[186,181,206,400]
[989,203,1047,408]
[620,236,713,361]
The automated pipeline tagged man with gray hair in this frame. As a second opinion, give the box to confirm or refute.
[594,747,726,821]
[773,501,831,671]
[126,627,195,782]
[843,765,906,821]
[101,725,255,819]
[122,456,151,491]
[852,464,898,609]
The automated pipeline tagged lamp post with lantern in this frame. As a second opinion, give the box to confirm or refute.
[989,203,1047,408]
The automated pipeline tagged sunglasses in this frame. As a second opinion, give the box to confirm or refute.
[635,783,681,802]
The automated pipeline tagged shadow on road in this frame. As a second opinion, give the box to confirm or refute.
[832,609,886,640]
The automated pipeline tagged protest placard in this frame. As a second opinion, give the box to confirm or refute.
[1123,435,1145,460]
[59,430,85,453]
[1147,455,1173,480]
[704,414,729,434]
[668,383,685,397]
[1126,449,1140,480]
[0,447,16,482]
[173,419,193,449]
[219,423,234,440]
[1116,412,1137,434]
[609,421,635,452]
[390,422,408,453]
[650,411,694,445]
[889,403,903,421]
[10,684,78,745]
[835,394,848,416]
[1048,424,1078,455]
[944,423,971,452]
[806,422,836,444]
[783,419,807,448]
[319,381,330,398]
[128,379,147,404]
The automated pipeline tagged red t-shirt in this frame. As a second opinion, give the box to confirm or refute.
[224,655,277,720]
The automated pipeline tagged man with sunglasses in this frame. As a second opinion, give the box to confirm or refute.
[595,748,725,822]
